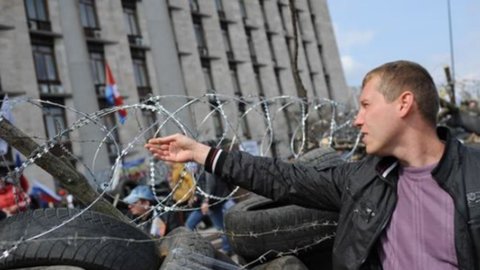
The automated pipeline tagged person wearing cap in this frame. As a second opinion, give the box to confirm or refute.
[123,185,163,236]
[124,184,183,237]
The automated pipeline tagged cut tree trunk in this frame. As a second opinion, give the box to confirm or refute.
[0,118,128,222]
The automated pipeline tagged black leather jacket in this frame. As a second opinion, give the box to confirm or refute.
[210,127,480,269]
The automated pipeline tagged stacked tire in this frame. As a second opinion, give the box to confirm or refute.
[224,147,343,269]
[0,208,160,270]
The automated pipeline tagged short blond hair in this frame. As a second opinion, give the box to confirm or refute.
[362,60,439,127]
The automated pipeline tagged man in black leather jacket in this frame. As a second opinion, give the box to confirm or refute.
[146,60,480,270]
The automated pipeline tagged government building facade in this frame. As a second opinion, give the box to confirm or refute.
[0,0,349,189]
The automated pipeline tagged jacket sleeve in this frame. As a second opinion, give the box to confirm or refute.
[213,150,350,211]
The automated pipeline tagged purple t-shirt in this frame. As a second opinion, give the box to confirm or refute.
[378,163,458,269]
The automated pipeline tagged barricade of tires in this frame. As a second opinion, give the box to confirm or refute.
[224,147,343,269]
[0,208,160,270]
[224,195,337,269]
[0,147,342,270]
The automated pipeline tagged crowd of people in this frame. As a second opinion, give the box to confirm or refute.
[0,173,75,221]
[122,158,237,255]
[0,175,30,219]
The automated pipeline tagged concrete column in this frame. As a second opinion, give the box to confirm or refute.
[143,0,195,136]
[309,0,351,107]
[57,0,111,185]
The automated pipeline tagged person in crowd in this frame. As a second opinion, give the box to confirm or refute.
[124,184,182,237]
[185,169,234,255]
[145,60,480,269]
[0,176,30,216]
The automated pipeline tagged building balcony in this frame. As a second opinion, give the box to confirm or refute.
[128,35,150,50]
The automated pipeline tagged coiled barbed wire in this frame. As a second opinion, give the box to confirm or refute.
[0,93,361,264]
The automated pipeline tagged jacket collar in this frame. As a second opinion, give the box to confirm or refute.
[375,156,398,177]
[431,126,459,185]
[374,126,456,184]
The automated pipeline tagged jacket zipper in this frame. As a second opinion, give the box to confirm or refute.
[359,174,397,266]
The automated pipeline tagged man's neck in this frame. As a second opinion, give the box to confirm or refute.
[394,127,445,168]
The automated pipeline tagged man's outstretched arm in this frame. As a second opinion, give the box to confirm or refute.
[146,133,344,210]
[145,134,210,165]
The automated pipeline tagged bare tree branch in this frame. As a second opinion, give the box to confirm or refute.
[0,118,129,222]
[288,0,308,101]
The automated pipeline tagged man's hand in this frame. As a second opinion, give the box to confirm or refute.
[201,201,209,215]
[145,134,211,165]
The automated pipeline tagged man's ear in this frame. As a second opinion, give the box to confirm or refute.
[398,91,414,117]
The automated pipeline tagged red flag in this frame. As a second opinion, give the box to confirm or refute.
[105,63,127,124]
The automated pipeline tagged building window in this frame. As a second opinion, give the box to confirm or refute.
[202,60,213,91]
[122,1,140,36]
[193,16,206,50]
[230,66,251,139]
[131,49,151,99]
[189,0,199,13]
[274,69,284,95]
[260,0,268,28]
[202,61,222,137]
[32,43,58,82]
[253,67,264,96]
[325,74,332,99]
[88,45,105,86]
[43,102,72,157]
[207,89,224,138]
[310,73,320,98]
[230,66,240,96]
[79,0,99,29]
[267,34,276,64]
[239,0,247,19]
[25,0,48,21]
[215,0,224,11]
[32,39,62,94]
[221,23,232,54]
[43,104,69,141]
[98,99,122,164]
[274,69,293,138]
[277,3,287,32]
[285,36,293,60]
[296,11,304,35]
[142,109,157,139]
[246,29,256,61]
[131,50,149,88]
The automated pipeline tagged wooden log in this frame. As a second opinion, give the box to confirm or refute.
[0,117,129,222]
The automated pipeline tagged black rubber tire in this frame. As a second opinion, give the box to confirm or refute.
[224,195,338,262]
[159,227,240,269]
[213,249,237,267]
[159,226,215,260]
[161,248,212,270]
[0,208,160,270]
[224,147,341,265]
[251,255,308,270]
[161,247,240,270]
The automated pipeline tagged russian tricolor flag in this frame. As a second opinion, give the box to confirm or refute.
[105,63,127,124]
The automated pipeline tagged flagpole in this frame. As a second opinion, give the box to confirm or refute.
[447,0,455,87]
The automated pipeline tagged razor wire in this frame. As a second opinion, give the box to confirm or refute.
[0,93,361,266]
